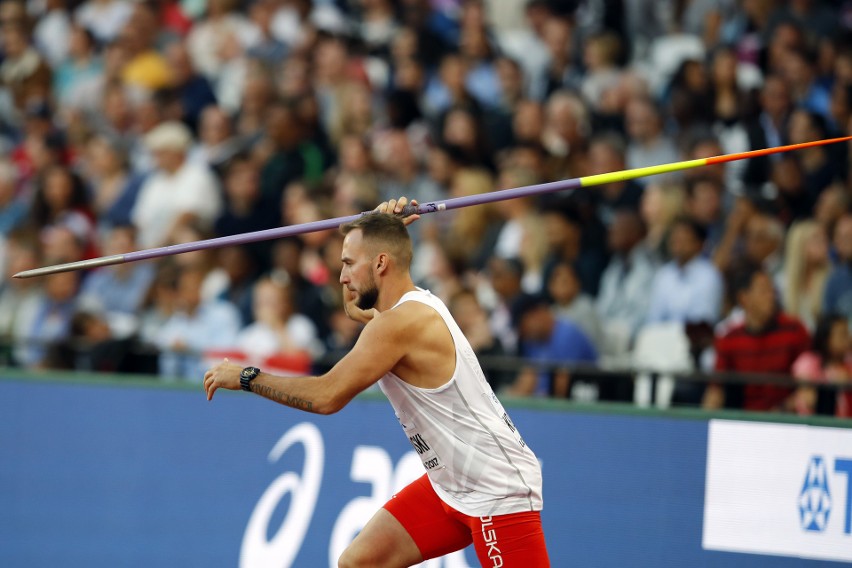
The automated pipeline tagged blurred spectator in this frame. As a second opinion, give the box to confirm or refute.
[74,0,133,45]
[0,231,42,366]
[596,209,656,344]
[540,199,606,297]
[492,167,544,291]
[787,107,841,201]
[442,167,500,269]
[685,176,725,253]
[190,105,245,173]
[624,95,678,185]
[639,181,685,264]
[214,155,279,263]
[53,25,103,111]
[30,165,97,260]
[117,5,173,92]
[510,293,598,398]
[216,246,258,326]
[78,224,155,327]
[584,131,643,226]
[20,270,81,368]
[81,134,143,228]
[156,267,241,382]
[164,41,218,133]
[33,0,71,70]
[704,266,810,412]
[782,220,830,332]
[792,313,852,418]
[546,260,603,351]
[646,216,723,325]
[541,90,588,180]
[236,275,324,362]
[484,255,524,354]
[131,121,222,248]
[186,0,259,83]
[823,212,852,323]
[0,22,53,115]
[742,209,786,293]
[169,222,229,302]
[448,287,513,393]
[0,160,27,235]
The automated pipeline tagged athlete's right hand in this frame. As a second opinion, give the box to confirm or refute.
[374,196,420,226]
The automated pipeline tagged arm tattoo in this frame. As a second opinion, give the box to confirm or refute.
[250,382,314,412]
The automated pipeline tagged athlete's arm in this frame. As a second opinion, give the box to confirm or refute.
[203,309,411,414]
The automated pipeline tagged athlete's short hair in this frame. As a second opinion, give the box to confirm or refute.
[340,213,413,268]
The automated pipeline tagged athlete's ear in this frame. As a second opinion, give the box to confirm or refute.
[375,253,389,273]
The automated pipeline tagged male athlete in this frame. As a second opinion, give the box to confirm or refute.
[204,197,550,567]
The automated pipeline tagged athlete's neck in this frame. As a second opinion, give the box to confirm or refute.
[375,273,417,312]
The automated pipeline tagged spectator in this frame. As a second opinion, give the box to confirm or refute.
[596,209,656,343]
[484,255,525,355]
[742,209,786,293]
[82,134,143,229]
[546,260,603,351]
[186,0,259,83]
[540,199,606,297]
[20,270,81,369]
[117,6,173,92]
[0,231,42,367]
[639,181,685,264]
[131,121,222,248]
[0,23,53,114]
[448,288,514,393]
[704,266,811,412]
[782,220,830,332]
[685,176,725,254]
[164,41,218,133]
[53,24,103,111]
[0,160,27,236]
[236,275,324,362]
[624,95,679,186]
[510,293,598,398]
[646,216,723,325]
[190,105,244,173]
[584,131,644,226]
[792,313,852,418]
[30,165,97,261]
[823,212,852,323]
[78,224,155,324]
[74,0,133,45]
[156,267,241,382]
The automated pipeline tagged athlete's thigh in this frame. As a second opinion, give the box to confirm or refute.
[382,474,473,561]
[468,511,550,567]
[339,508,422,568]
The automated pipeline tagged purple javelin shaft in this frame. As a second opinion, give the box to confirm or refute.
[12,177,584,278]
[131,177,583,261]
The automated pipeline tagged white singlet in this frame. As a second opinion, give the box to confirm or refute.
[377,288,544,517]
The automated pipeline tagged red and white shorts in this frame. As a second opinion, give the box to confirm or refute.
[383,474,550,567]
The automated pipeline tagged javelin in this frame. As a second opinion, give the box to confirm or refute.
[14,135,852,279]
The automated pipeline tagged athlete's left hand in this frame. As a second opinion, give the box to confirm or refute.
[343,285,379,324]
[203,358,242,401]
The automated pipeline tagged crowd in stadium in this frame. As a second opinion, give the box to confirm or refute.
[0,0,850,417]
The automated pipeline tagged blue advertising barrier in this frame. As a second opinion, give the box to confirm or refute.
[0,375,849,567]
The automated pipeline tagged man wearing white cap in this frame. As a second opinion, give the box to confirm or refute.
[131,121,223,248]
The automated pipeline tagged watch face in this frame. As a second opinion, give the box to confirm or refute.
[241,367,259,379]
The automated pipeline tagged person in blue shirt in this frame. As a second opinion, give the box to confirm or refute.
[508,293,598,398]
[646,216,724,325]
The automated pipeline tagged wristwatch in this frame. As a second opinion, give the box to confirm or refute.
[240,366,261,392]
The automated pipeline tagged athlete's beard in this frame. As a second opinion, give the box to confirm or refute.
[356,274,379,310]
